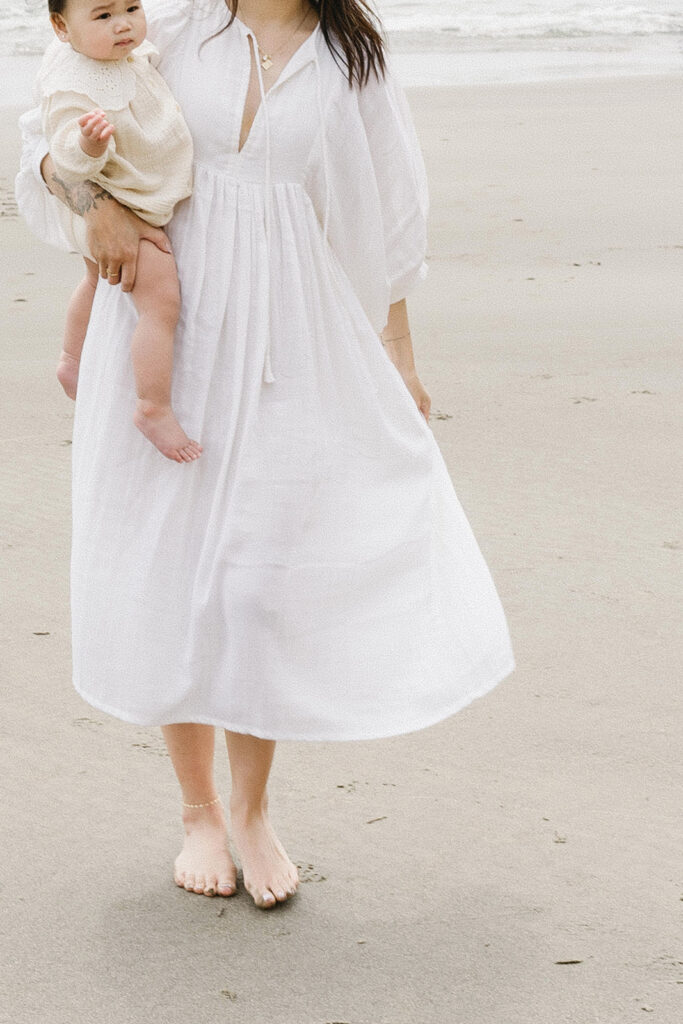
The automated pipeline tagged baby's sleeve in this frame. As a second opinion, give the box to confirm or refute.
[44,92,115,184]
[357,62,429,304]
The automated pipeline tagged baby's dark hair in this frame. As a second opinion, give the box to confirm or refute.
[48,1,67,14]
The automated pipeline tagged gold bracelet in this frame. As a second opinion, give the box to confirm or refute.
[182,794,222,809]
[381,332,411,346]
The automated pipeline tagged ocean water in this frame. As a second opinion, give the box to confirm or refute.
[3,1,683,56]
[0,0,681,100]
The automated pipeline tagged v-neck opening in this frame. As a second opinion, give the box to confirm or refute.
[236,19,320,156]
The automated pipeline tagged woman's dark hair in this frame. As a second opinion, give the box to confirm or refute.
[48,0,67,12]
[208,1,386,86]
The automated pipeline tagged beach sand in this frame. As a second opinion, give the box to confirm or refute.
[1,74,681,1024]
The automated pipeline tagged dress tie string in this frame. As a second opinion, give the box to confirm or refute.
[247,30,331,385]
[249,31,276,384]
[313,51,331,249]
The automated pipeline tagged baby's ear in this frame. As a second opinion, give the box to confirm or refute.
[49,13,70,43]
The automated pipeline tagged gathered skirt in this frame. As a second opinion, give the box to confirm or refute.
[70,164,515,740]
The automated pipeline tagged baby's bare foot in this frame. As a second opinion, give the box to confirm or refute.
[174,800,237,897]
[230,805,299,909]
[57,351,80,400]
[134,399,202,463]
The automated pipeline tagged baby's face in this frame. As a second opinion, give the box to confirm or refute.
[50,1,147,61]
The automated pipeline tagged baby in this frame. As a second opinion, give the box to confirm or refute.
[41,0,200,462]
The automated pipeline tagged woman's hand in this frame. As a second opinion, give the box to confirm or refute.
[380,299,431,424]
[40,152,172,292]
[401,370,431,423]
[84,202,172,292]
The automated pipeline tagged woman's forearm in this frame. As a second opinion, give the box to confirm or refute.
[380,298,431,422]
[381,299,417,380]
[40,152,114,214]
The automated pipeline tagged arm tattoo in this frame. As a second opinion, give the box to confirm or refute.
[48,169,113,215]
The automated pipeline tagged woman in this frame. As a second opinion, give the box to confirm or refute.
[17,0,515,909]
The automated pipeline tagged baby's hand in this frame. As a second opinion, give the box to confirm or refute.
[78,109,115,159]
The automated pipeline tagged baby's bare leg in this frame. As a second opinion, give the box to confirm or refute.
[57,258,98,400]
[130,241,202,463]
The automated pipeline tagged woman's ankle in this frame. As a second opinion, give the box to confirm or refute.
[181,799,225,828]
[230,794,268,824]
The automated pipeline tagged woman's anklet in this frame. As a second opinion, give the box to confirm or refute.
[182,794,222,809]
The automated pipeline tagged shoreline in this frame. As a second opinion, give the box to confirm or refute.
[1,32,681,107]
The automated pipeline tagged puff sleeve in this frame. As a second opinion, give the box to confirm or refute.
[305,55,429,334]
[44,92,116,184]
[144,0,194,55]
[356,62,429,305]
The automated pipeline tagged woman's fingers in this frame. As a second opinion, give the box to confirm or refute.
[404,375,431,423]
[119,250,138,292]
[99,258,121,283]
[87,206,160,293]
[139,224,173,255]
[141,225,173,255]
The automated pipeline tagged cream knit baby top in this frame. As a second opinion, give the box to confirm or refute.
[39,38,193,227]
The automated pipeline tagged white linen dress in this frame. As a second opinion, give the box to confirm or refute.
[16,0,516,741]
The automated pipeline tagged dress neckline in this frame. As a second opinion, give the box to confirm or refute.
[234,15,322,154]
[231,12,321,91]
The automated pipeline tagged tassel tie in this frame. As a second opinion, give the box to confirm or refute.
[247,32,331,385]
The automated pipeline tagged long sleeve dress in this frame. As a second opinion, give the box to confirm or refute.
[15,0,516,741]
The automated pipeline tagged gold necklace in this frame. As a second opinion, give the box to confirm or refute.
[252,5,312,70]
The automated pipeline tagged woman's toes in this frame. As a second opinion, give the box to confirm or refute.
[217,879,236,896]
[174,871,185,888]
[184,874,196,891]
[203,875,218,896]
[193,875,206,894]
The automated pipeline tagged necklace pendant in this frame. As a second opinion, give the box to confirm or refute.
[260,54,274,70]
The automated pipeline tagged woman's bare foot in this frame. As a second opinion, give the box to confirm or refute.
[174,800,238,897]
[134,398,203,463]
[57,351,80,400]
[230,803,299,909]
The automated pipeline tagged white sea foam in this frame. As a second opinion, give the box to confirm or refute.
[3,1,683,56]
[0,1,681,99]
